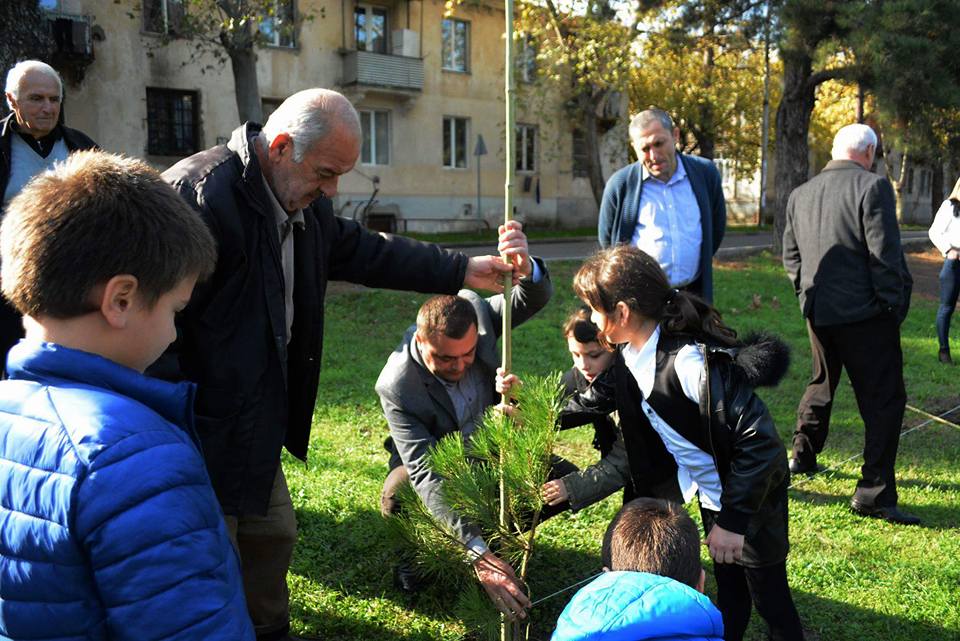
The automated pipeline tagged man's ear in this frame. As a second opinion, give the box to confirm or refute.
[5,93,17,112]
[268,132,294,161]
[672,126,681,147]
[99,274,139,329]
[696,568,706,594]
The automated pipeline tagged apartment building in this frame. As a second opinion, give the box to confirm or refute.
[38,0,623,232]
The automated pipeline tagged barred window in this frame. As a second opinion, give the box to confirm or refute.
[146,88,199,156]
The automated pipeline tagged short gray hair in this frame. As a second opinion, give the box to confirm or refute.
[5,60,63,110]
[629,109,674,141]
[832,124,877,160]
[261,88,361,162]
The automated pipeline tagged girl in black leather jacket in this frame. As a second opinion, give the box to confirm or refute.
[499,245,804,641]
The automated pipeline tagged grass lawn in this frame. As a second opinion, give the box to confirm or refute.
[286,253,960,640]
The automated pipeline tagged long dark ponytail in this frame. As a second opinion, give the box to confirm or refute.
[573,245,737,347]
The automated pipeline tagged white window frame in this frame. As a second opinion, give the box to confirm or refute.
[518,35,537,83]
[355,4,389,53]
[260,0,297,48]
[515,123,537,173]
[360,109,390,166]
[443,116,469,169]
[441,18,470,72]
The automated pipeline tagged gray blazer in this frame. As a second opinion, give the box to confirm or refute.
[375,260,552,544]
[782,160,911,326]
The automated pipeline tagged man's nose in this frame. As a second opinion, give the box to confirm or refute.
[322,176,339,198]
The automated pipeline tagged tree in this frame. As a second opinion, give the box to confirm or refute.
[389,374,564,641]
[772,0,960,252]
[133,0,303,124]
[513,0,638,205]
[0,0,53,116]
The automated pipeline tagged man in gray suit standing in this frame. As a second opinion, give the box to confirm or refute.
[782,123,917,525]
[376,221,566,620]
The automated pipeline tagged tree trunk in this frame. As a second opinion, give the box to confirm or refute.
[696,39,716,160]
[894,151,908,223]
[578,90,606,207]
[772,53,817,255]
[228,45,263,125]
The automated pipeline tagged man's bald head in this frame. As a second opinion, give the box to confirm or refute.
[262,88,361,162]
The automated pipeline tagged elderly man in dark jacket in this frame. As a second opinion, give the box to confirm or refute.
[159,88,520,641]
[1,60,97,370]
[782,123,917,525]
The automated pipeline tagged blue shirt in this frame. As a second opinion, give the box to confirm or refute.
[630,159,703,287]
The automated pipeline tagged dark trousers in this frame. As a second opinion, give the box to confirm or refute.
[936,258,960,350]
[794,314,906,507]
[381,456,579,530]
[701,510,803,641]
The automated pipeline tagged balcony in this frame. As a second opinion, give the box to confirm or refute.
[341,50,424,96]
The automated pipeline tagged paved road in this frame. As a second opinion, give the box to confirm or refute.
[446,230,931,262]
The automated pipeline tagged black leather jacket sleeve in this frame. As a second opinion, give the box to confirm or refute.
[707,354,789,535]
[558,367,618,430]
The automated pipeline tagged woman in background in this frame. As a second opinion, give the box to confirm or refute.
[928,176,960,364]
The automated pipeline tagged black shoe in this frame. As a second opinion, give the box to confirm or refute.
[393,560,423,594]
[788,456,821,476]
[850,500,921,525]
[939,348,953,365]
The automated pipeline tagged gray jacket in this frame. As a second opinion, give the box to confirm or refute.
[375,262,552,544]
[782,159,911,325]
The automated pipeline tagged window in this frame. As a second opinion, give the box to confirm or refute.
[261,97,284,122]
[572,129,588,178]
[146,88,199,156]
[920,169,931,196]
[360,110,390,165]
[518,35,537,83]
[260,0,296,48]
[142,0,184,34]
[515,124,537,173]
[441,19,469,72]
[355,4,388,53]
[443,117,468,168]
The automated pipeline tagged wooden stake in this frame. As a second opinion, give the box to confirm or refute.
[501,1,515,639]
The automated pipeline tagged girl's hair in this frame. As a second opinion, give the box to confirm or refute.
[563,305,603,344]
[949,176,960,204]
[573,245,737,346]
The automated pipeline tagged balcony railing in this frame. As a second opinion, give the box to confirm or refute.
[341,50,423,93]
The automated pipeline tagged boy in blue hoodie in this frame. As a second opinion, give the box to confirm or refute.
[552,498,723,641]
[0,151,254,640]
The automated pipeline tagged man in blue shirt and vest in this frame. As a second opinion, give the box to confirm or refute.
[598,108,726,301]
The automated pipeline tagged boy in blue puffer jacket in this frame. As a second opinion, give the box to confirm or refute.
[0,151,254,640]
[552,498,723,641]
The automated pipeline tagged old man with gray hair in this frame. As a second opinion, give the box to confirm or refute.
[782,123,917,525]
[158,88,526,641]
[598,107,726,301]
[1,60,97,369]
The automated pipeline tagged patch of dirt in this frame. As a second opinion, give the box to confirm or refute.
[906,250,945,302]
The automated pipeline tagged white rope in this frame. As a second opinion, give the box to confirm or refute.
[788,402,960,490]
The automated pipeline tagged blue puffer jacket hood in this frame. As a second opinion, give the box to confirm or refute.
[551,571,724,641]
[0,340,253,640]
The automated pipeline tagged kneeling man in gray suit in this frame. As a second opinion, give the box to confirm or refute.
[376,222,571,620]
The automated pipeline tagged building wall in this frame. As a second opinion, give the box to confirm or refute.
[48,0,619,231]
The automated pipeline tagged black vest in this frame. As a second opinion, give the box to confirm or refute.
[616,333,714,498]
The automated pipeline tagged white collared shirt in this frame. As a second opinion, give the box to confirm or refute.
[630,160,703,288]
[260,175,305,344]
[621,326,723,511]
